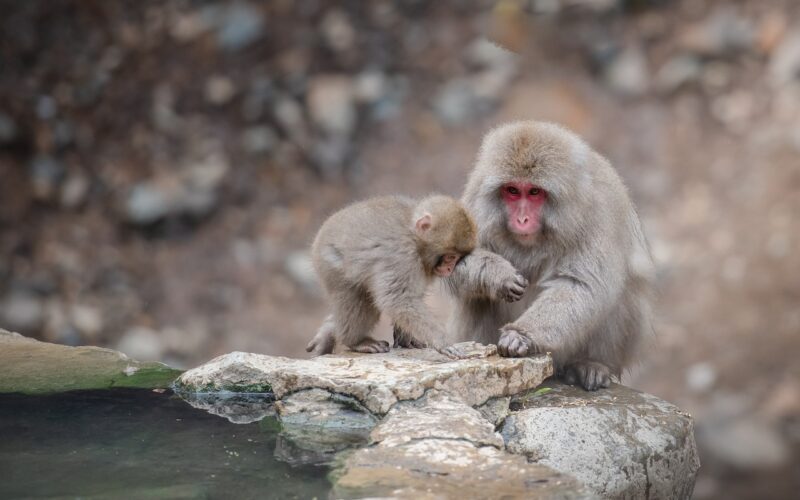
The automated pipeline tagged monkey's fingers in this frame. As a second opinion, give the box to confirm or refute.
[410,339,428,348]
[502,275,528,302]
[510,336,529,356]
[505,285,526,302]
[392,325,404,348]
[393,329,428,349]
[437,345,470,359]
[498,328,534,357]
[351,339,391,354]
[306,340,330,356]
[498,331,516,356]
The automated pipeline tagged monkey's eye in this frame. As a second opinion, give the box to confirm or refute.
[505,186,521,196]
[529,188,541,196]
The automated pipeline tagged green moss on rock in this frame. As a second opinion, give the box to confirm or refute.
[0,329,182,394]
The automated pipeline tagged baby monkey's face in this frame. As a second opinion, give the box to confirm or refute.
[434,253,462,277]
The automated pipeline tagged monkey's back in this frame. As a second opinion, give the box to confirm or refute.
[311,196,419,291]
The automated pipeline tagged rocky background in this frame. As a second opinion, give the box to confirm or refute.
[1,1,798,498]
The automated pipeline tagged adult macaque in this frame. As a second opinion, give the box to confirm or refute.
[447,121,654,390]
[306,195,477,356]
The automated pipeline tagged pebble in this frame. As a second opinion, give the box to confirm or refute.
[321,9,356,53]
[241,126,277,154]
[205,75,237,105]
[655,55,702,94]
[29,155,65,202]
[685,362,717,392]
[274,96,309,144]
[307,75,356,136]
[186,155,229,191]
[680,7,754,57]
[354,71,388,104]
[117,326,166,361]
[0,292,44,333]
[604,46,649,97]
[124,182,171,225]
[71,304,103,338]
[208,4,265,51]
[433,78,484,125]
[60,173,91,208]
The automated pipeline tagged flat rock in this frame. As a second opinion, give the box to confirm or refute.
[330,385,591,498]
[176,345,552,414]
[370,390,503,448]
[332,438,593,499]
[0,329,182,394]
[502,381,700,499]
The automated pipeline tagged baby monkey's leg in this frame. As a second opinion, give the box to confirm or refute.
[393,324,428,348]
[334,288,387,354]
[306,314,337,355]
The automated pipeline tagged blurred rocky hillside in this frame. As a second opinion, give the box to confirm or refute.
[1,1,799,498]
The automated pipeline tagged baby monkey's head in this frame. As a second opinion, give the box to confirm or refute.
[412,195,477,277]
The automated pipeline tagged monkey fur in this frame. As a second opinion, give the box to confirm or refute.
[306,195,478,355]
[446,121,654,390]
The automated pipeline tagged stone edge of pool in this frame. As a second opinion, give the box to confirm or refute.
[0,329,700,498]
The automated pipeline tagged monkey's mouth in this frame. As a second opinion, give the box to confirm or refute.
[509,229,540,245]
[434,266,455,277]
[509,222,540,235]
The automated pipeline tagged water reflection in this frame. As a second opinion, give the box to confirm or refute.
[0,389,330,499]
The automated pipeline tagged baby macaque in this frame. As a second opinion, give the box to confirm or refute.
[306,195,477,355]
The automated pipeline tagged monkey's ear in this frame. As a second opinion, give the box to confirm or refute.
[415,213,433,233]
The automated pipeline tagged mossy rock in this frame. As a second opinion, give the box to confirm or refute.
[0,329,182,394]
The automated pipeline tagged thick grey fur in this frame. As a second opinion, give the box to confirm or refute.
[446,121,655,390]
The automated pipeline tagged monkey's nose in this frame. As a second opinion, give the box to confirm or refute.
[517,216,529,225]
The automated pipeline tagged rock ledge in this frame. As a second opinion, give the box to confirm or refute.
[176,343,553,414]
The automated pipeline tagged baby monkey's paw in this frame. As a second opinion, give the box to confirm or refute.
[349,337,391,354]
[392,325,428,349]
[306,331,335,356]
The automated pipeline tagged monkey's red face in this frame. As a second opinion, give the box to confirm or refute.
[501,182,546,241]
[434,253,461,277]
